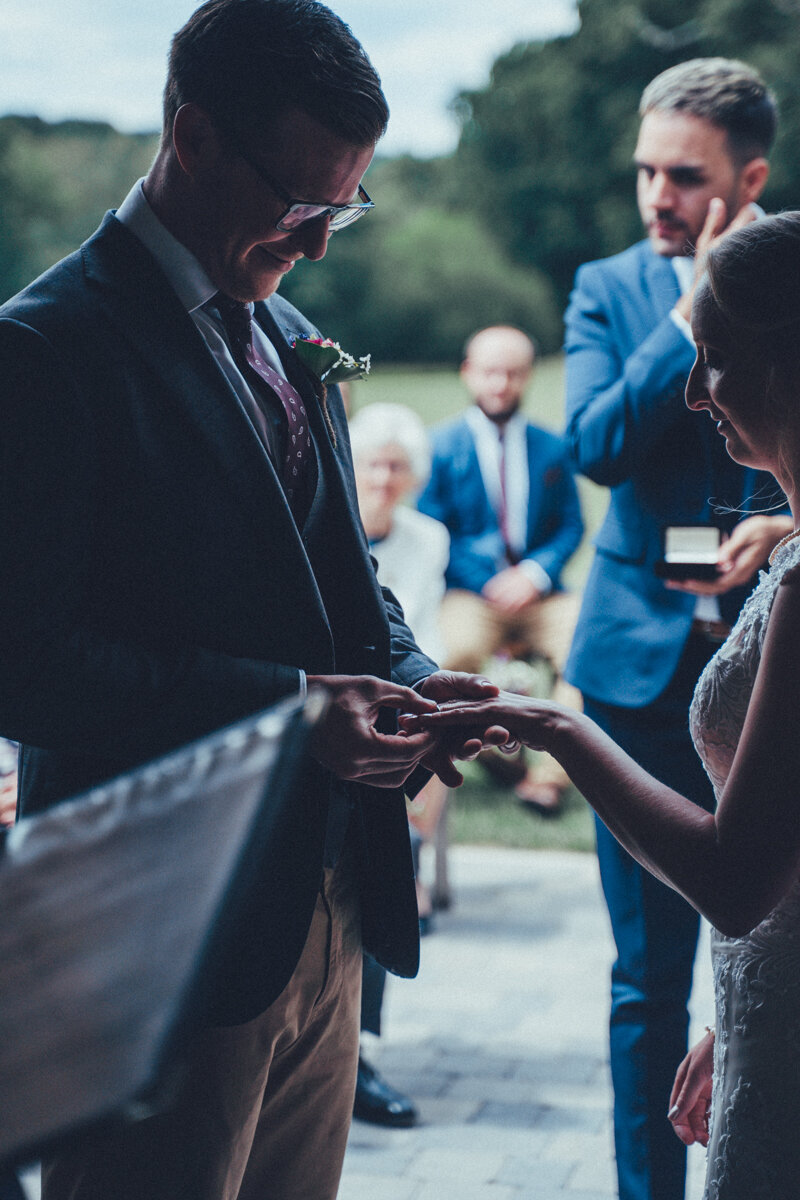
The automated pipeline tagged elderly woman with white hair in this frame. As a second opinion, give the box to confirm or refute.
[347,401,450,1127]
[349,402,450,665]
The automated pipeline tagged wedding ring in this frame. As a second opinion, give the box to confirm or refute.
[498,739,521,755]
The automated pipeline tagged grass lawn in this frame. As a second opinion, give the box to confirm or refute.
[447,762,597,852]
[352,359,611,854]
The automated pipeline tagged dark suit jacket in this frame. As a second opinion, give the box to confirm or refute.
[417,416,583,592]
[563,238,781,708]
[0,213,436,1023]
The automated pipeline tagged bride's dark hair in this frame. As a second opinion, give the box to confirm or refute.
[705,212,800,334]
[705,213,800,493]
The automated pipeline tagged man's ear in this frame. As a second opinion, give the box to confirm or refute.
[740,156,770,205]
[172,103,222,178]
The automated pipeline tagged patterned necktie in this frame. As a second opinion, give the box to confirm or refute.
[209,293,312,504]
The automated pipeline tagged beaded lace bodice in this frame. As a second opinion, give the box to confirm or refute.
[689,535,800,1199]
[689,534,800,925]
[691,535,800,793]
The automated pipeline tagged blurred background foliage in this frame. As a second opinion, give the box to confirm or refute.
[1,0,799,361]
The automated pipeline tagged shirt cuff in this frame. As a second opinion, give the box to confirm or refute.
[516,558,553,595]
[670,307,695,346]
[297,669,308,699]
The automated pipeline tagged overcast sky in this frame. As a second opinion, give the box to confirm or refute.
[1,0,578,157]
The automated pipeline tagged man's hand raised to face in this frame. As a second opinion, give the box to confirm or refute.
[674,198,761,323]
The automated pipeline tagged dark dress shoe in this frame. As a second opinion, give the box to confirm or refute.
[353,1055,417,1127]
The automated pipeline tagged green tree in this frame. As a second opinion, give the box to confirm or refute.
[0,116,157,303]
[453,0,800,312]
[282,156,562,360]
[0,123,62,300]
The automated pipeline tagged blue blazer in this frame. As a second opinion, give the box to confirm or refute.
[417,415,583,593]
[0,214,435,1022]
[563,239,781,707]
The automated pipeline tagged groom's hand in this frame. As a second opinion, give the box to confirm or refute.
[414,670,509,787]
[306,674,437,788]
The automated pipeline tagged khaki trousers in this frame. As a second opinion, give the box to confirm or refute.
[43,860,362,1200]
[440,588,583,788]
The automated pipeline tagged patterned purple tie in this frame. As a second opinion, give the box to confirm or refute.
[210,294,312,503]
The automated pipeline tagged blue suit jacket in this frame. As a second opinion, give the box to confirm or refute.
[563,238,781,707]
[417,415,583,593]
[0,214,435,1022]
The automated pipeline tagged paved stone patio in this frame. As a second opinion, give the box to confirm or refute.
[339,844,713,1200]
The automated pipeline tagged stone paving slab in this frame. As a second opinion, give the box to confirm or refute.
[339,845,714,1200]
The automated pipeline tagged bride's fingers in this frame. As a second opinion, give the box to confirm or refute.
[410,705,496,726]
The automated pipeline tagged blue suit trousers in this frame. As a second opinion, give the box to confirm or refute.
[585,633,717,1200]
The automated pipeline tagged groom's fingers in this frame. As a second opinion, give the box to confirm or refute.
[420,744,465,788]
[408,707,494,729]
[417,670,499,702]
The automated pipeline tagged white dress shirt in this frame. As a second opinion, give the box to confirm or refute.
[464,406,552,594]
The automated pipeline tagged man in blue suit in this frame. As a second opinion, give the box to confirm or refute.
[0,3,501,1197]
[563,59,790,1200]
[419,325,584,813]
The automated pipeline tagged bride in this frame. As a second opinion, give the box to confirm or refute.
[410,212,800,1199]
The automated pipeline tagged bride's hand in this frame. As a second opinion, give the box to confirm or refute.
[400,691,565,753]
[667,1029,715,1147]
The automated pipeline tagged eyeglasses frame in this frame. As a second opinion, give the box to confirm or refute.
[235,145,374,232]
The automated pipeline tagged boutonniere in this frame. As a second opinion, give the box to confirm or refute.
[291,335,371,385]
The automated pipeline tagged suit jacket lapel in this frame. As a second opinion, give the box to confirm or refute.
[83,217,283,505]
[255,299,350,531]
[82,216,331,623]
[256,299,390,643]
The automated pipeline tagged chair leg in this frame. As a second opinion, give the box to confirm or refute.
[432,791,452,910]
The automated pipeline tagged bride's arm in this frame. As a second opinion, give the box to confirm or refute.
[414,571,800,935]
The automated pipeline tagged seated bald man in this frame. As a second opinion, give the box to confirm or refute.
[418,326,584,813]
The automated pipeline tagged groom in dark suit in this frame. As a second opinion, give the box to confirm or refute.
[0,3,499,1197]
[563,59,788,1200]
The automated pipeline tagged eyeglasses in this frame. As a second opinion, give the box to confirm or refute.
[237,148,374,231]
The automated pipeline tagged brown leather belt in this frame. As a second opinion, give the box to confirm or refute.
[691,617,731,642]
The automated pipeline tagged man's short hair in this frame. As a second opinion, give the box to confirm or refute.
[639,57,777,164]
[162,0,389,150]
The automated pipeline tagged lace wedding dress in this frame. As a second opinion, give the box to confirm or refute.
[689,536,800,1199]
